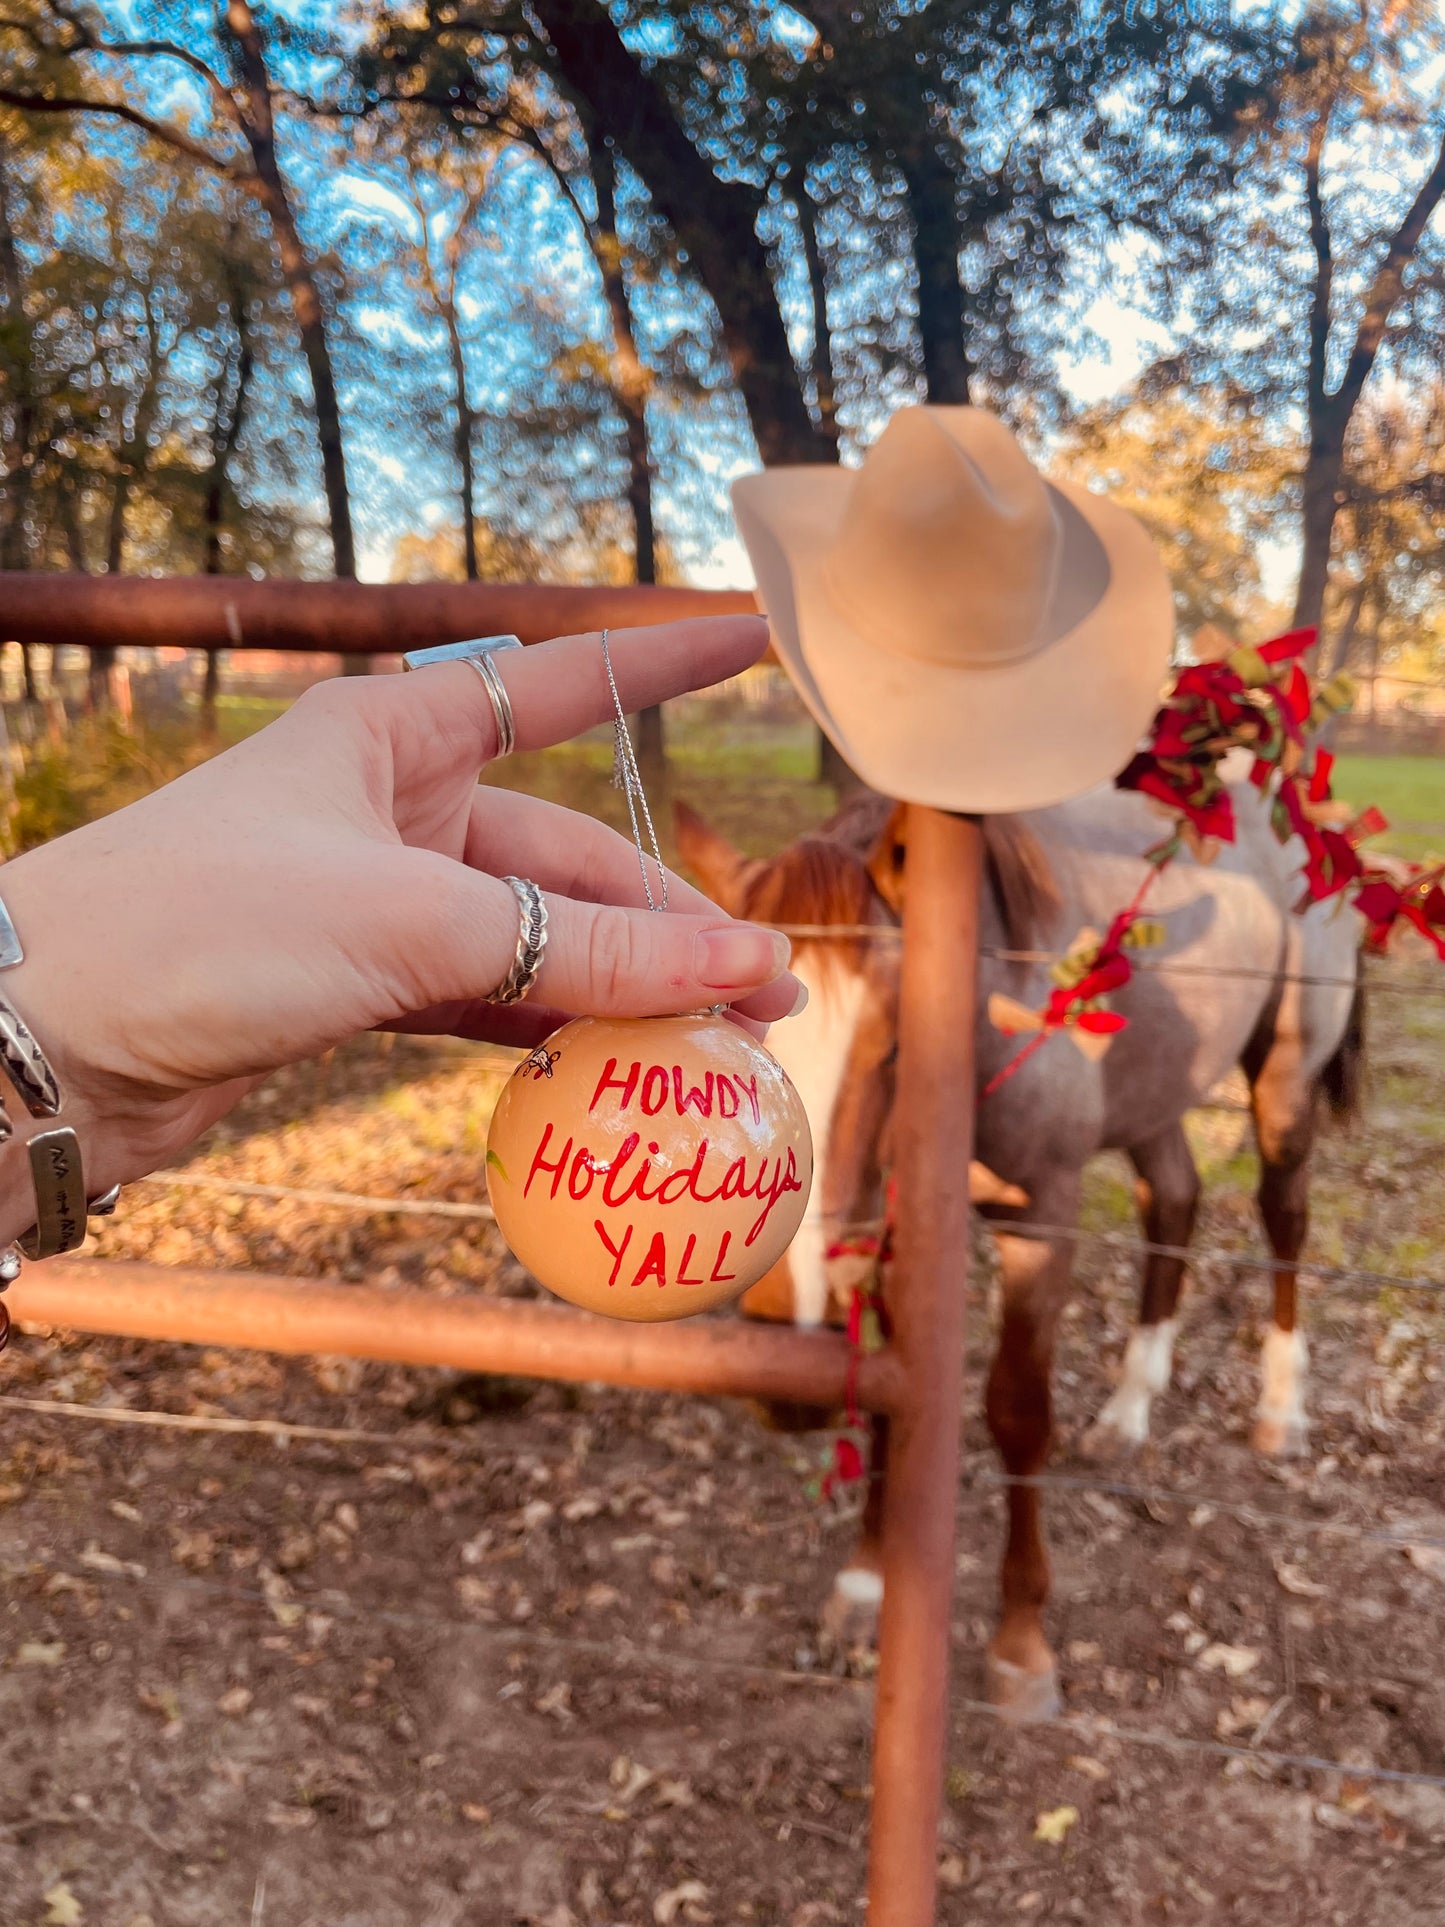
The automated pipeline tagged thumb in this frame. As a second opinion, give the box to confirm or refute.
[387,856,802,1023]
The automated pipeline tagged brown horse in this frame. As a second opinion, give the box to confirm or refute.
[678,785,1363,1718]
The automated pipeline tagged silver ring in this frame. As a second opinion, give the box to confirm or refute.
[489,877,548,1005]
[466,649,517,758]
[401,635,522,761]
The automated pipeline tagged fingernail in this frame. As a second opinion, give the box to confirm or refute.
[785,979,810,1018]
[695,924,791,990]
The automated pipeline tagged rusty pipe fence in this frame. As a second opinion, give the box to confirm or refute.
[0,572,977,1927]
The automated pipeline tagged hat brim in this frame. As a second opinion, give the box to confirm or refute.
[733,465,1173,813]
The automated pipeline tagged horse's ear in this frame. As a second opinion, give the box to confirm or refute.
[674,799,749,910]
[865,802,909,914]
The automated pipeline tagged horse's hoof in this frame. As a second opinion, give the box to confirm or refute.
[1078,1411,1143,1461]
[1253,1412,1309,1459]
[819,1566,883,1657]
[985,1652,1062,1725]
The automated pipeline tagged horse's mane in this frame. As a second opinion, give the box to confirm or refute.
[737,834,882,971]
[982,815,1060,955]
[737,790,1059,958]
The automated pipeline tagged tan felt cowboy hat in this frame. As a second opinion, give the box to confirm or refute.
[732,406,1174,812]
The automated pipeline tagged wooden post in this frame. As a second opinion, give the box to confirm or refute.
[868,807,981,1924]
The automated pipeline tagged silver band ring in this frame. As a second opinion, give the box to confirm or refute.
[400,635,523,761]
[466,649,517,759]
[489,876,548,1005]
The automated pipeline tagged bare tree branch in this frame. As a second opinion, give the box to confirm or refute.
[0,87,241,173]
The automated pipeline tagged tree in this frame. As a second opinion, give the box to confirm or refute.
[1178,1,1445,651]
[1,0,360,580]
[1056,370,1294,644]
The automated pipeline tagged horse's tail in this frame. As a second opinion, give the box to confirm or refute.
[1322,972,1366,1121]
[982,816,1060,953]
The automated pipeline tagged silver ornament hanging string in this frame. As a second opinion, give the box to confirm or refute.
[602,631,668,913]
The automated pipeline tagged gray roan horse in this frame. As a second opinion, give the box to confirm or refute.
[677,782,1363,1719]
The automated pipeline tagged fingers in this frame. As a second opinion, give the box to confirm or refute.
[388,853,800,1027]
[387,1000,770,1047]
[462,790,796,1022]
[364,614,770,776]
[463,788,721,915]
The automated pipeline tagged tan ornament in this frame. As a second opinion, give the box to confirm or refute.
[487,1013,813,1321]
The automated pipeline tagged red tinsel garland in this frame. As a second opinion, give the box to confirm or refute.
[985,627,1443,1093]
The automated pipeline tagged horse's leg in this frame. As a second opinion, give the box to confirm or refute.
[819,1411,889,1656]
[984,1173,1079,1723]
[1249,1086,1315,1458]
[1083,1123,1200,1454]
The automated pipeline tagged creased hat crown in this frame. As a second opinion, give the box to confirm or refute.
[823,408,1077,669]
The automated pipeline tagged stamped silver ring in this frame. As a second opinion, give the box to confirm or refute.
[401,634,522,760]
[489,876,548,1005]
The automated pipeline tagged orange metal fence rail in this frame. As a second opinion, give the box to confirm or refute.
[0,573,757,655]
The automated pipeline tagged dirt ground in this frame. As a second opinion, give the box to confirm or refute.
[3,716,1445,1925]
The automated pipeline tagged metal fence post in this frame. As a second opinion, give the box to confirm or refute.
[868,806,981,1924]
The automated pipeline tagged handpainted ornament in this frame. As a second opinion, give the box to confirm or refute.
[486,1012,812,1321]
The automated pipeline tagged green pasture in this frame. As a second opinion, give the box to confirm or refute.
[1333,754,1445,861]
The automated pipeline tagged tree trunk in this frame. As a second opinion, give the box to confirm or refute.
[441,298,480,581]
[818,730,860,794]
[200,279,256,735]
[795,182,839,450]
[1291,424,1346,640]
[896,142,971,405]
[589,142,666,788]
[224,1,358,587]
[531,0,826,465]
[0,148,39,571]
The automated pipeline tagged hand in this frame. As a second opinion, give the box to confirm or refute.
[0,616,801,1222]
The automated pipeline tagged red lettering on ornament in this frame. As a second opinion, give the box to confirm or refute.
[525,1123,572,1201]
[630,1230,668,1288]
[677,1234,705,1285]
[716,1076,738,1119]
[640,1066,669,1115]
[672,1067,715,1117]
[710,1231,737,1282]
[567,1150,596,1201]
[589,1058,640,1113]
[593,1218,633,1285]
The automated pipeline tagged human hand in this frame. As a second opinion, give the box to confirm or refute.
[0,616,800,1225]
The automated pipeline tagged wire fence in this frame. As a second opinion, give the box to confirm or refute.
[125,1171,1445,1298]
[7,1511,1444,1797]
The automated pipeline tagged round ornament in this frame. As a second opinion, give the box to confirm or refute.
[486,1013,813,1321]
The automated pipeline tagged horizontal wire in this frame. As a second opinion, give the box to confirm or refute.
[773,923,1445,998]
[15,1540,1445,1795]
[1004,1221,1445,1296]
[971,1468,1445,1554]
[0,1393,424,1449]
[803,1210,1445,1297]
[6,1393,1437,1562]
[955,1698,1445,1792]
[133,1169,497,1220]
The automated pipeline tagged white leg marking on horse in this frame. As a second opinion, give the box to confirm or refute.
[1095,1318,1178,1444]
[833,1566,885,1606]
[763,964,867,1327]
[1257,1323,1309,1443]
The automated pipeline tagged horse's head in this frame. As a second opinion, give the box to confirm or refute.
[676,797,903,1327]
[676,798,1051,1329]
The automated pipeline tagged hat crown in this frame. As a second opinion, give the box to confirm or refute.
[824,409,1074,669]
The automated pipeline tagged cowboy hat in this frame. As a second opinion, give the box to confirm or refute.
[731,406,1173,812]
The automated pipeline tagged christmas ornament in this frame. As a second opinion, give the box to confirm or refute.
[484,631,812,1321]
[487,1011,812,1320]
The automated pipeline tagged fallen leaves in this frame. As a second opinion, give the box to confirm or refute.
[653,1879,708,1925]
[1405,1543,1445,1583]
[16,1639,66,1667]
[1196,1643,1261,1678]
[43,1884,84,1925]
[1033,1804,1080,1845]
